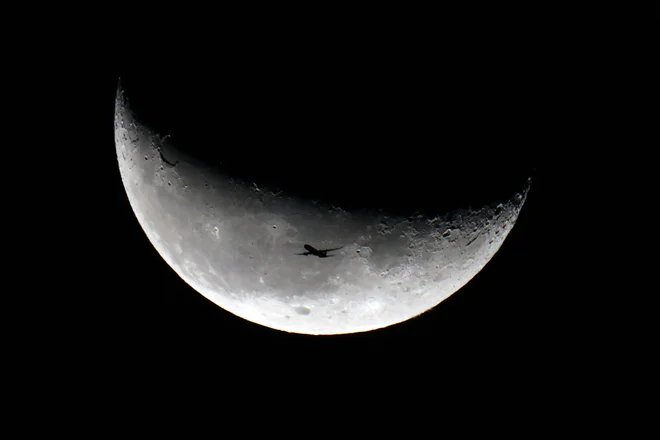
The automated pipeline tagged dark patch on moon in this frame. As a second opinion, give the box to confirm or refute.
[294,306,311,315]
[159,151,179,167]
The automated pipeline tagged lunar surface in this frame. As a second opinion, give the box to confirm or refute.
[115,84,531,335]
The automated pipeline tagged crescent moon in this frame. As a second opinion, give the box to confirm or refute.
[115,84,531,335]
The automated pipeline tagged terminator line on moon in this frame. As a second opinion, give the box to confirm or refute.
[115,84,530,335]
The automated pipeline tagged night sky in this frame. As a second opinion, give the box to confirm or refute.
[53,30,575,393]
[13,8,625,424]
[83,73,552,366]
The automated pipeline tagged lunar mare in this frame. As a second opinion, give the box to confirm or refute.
[115,86,530,335]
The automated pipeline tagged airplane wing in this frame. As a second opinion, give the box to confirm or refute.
[321,247,344,252]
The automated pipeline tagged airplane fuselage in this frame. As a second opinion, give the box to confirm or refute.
[299,244,341,258]
[304,244,327,257]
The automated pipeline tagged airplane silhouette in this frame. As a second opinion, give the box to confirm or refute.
[296,244,343,258]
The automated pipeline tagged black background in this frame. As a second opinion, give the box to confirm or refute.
[8,4,648,430]
[86,69,550,368]
[34,18,587,403]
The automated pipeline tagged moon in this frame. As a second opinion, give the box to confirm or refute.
[114,83,531,335]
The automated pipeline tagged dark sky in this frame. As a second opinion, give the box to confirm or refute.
[14,9,626,420]
[50,26,581,393]
[75,73,556,371]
